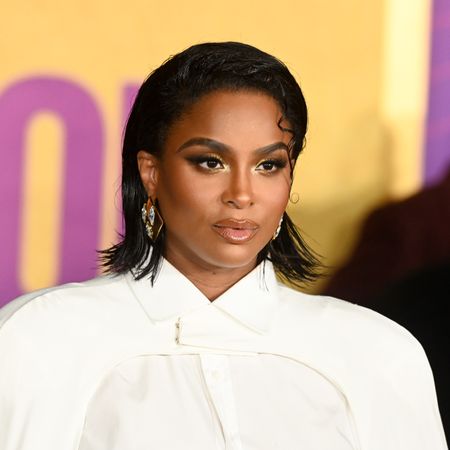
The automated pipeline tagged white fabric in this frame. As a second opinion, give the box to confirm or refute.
[0,259,447,450]
[78,354,356,450]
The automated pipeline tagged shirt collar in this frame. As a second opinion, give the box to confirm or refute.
[125,258,280,334]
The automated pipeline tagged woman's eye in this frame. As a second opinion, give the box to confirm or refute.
[186,155,225,170]
[260,161,276,171]
[199,158,224,170]
[256,159,286,172]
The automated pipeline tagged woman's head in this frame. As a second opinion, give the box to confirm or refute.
[125,41,307,161]
[102,41,320,286]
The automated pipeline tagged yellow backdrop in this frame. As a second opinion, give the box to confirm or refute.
[0,0,430,299]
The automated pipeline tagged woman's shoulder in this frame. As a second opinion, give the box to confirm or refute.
[0,273,129,333]
[275,282,427,364]
[275,284,446,449]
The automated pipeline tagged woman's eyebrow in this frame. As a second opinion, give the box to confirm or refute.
[176,137,230,153]
[176,137,289,155]
[256,141,289,155]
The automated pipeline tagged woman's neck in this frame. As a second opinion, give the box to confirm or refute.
[164,248,257,302]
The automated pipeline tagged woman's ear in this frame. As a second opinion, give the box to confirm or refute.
[137,150,159,197]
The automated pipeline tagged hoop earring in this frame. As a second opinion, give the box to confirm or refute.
[141,197,164,242]
[272,216,283,241]
[289,192,300,204]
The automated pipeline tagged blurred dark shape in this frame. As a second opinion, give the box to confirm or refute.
[322,168,450,305]
[366,261,450,441]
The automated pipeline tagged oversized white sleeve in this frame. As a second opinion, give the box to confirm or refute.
[356,338,448,450]
[0,290,83,450]
[0,310,43,449]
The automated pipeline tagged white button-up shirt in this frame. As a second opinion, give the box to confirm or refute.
[0,259,447,449]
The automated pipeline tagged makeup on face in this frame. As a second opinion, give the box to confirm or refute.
[141,90,293,273]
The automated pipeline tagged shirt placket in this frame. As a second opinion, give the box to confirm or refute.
[199,354,243,450]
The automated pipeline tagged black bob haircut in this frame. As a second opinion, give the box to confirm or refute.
[101,41,321,288]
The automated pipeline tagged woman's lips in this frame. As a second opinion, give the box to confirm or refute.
[212,219,259,243]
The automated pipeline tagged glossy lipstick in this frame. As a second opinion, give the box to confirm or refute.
[212,219,259,243]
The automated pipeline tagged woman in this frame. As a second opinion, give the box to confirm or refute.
[0,42,446,449]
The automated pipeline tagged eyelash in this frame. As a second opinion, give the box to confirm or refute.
[187,155,288,173]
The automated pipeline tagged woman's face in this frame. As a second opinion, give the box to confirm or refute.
[138,90,293,272]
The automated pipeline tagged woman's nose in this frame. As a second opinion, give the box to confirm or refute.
[221,169,254,209]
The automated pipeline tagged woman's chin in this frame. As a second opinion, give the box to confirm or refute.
[164,232,268,272]
[195,244,263,271]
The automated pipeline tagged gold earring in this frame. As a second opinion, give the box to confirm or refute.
[141,197,164,242]
[272,216,283,241]
[289,192,300,204]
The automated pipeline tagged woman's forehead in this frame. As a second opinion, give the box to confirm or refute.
[163,90,291,152]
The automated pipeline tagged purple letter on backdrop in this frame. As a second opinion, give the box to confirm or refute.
[424,0,450,184]
[0,77,103,305]
[122,83,139,129]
